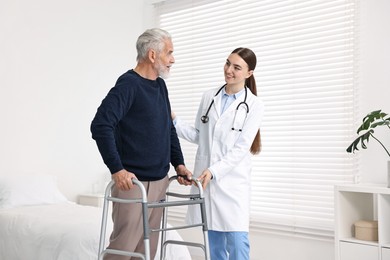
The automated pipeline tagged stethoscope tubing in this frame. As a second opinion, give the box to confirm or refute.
[201,84,249,125]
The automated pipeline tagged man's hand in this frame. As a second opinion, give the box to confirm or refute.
[175,164,193,186]
[112,169,137,191]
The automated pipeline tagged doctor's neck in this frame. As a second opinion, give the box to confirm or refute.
[225,82,245,95]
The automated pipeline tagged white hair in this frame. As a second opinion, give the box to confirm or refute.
[136,28,171,62]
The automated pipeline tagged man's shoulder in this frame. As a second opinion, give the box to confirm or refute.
[113,70,141,90]
[117,70,136,81]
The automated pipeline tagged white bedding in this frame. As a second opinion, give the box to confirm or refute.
[0,202,191,260]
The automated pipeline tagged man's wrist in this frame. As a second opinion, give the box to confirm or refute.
[175,164,186,171]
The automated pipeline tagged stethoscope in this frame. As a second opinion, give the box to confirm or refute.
[200,84,249,131]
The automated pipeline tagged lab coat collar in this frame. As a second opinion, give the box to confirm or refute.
[212,86,246,118]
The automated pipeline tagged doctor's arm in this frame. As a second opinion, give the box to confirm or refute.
[171,92,211,144]
[172,117,199,143]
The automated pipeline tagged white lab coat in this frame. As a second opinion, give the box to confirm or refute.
[175,86,264,232]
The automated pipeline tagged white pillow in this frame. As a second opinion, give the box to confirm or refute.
[0,174,68,209]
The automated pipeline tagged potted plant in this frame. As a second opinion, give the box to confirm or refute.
[346,109,390,186]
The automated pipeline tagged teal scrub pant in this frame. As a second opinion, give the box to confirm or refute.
[208,230,250,260]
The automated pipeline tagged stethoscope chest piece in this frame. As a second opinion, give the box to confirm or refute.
[201,115,209,123]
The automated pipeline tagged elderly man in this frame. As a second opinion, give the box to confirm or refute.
[91,28,192,260]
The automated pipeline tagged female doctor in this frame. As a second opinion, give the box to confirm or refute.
[173,47,264,260]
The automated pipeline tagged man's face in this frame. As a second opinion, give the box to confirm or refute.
[155,39,175,79]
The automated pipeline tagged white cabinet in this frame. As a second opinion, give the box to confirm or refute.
[78,193,104,207]
[340,241,378,260]
[335,184,390,260]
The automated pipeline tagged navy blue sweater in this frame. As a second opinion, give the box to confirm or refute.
[91,70,184,181]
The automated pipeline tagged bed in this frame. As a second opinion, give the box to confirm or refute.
[0,174,191,260]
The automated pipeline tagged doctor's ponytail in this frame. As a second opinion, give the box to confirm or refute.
[232,47,262,155]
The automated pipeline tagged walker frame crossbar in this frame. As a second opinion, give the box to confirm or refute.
[98,175,210,260]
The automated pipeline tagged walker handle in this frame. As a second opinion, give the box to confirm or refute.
[171,175,204,198]
[176,174,192,182]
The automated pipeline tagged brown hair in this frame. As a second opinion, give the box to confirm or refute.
[231,47,262,155]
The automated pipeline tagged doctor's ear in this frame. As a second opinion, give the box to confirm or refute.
[246,70,254,78]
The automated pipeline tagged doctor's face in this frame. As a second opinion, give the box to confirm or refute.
[224,53,253,88]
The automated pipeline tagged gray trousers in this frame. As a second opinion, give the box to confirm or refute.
[104,175,169,260]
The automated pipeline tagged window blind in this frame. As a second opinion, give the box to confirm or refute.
[155,0,358,239]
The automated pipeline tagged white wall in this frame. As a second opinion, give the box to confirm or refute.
[0,0,147,201]
[359,0,390,184]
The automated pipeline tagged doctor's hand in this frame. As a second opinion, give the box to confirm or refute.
[175,164,193,186]
[112,169,137,191]
[198,169,213,190]
[171,111,176,120]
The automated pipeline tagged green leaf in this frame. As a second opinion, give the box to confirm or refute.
[346,130,373,153]
[347,110,390,157]
[357,110,388,134]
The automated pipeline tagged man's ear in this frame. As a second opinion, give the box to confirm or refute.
[148,49,156,63]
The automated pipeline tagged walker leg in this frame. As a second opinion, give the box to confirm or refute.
[160,206,168,260]
[200,186,210,260]
[203,231,211,260]
[98,180,150,260]
[98,181,115,260]
[142,196,151,260]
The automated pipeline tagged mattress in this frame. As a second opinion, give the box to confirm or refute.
[0,202,191,260]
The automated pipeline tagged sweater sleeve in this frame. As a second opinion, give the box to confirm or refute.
[170,120,185,168]
[90,74,134,174]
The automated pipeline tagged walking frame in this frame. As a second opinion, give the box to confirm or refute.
[98,175,210,260]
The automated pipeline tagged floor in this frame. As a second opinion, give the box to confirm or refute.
[191,256,204,260]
